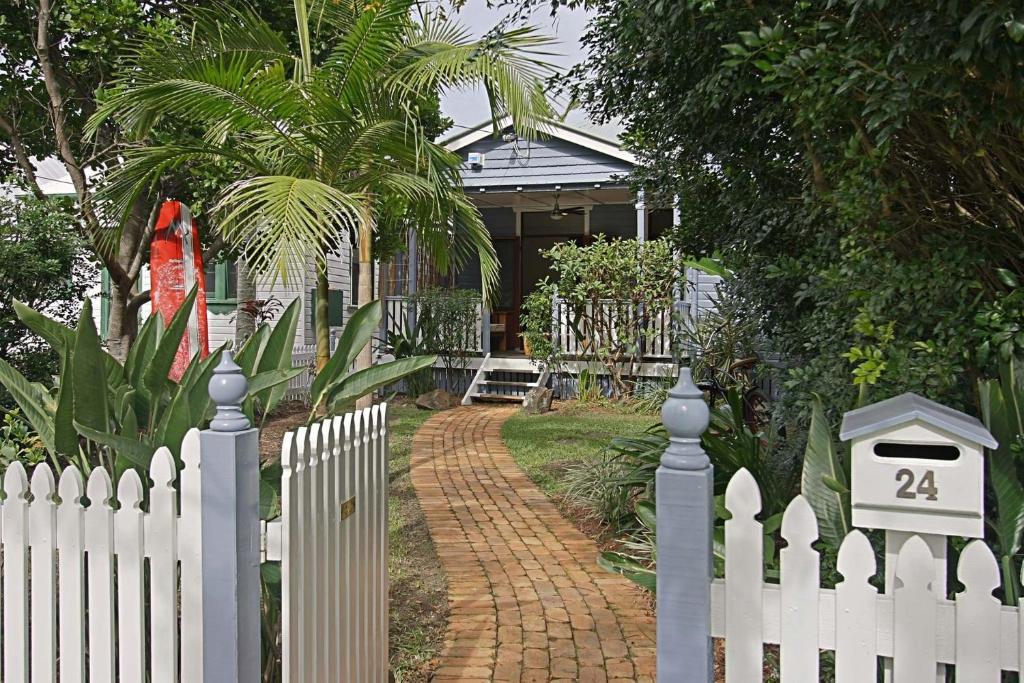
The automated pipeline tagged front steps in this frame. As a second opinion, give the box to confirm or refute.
[462,355,550,405]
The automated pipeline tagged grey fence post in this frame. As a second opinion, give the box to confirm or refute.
[657,367,713,682]
[481,304,491,355]
[201,352,261,683]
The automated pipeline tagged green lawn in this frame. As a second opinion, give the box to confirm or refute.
[385,402,446,683]
[501,401,660,497]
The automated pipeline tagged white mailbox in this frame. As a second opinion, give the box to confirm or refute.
[840,392,997,539]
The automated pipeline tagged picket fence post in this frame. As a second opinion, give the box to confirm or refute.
[200,351,262,683]
[656,367,714,682]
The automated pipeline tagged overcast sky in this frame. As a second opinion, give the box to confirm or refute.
[439,0,619,140]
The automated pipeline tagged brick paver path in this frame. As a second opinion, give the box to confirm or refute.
[411,406,656,682]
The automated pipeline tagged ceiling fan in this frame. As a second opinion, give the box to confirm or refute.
[550,193,585,221]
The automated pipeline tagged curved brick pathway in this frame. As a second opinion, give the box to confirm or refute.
[411,406,656,682]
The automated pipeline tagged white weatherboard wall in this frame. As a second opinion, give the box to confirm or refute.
[710,468,1017,682]
[0,431,204,683]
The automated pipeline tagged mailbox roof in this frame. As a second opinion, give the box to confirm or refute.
[839,392,998,449]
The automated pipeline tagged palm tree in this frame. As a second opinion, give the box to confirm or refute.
[88,0,554,387]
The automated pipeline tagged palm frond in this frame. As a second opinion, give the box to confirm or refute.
[215,176,365,283]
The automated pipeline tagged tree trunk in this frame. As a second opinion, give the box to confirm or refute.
[235,257,256,347]
[314,266,331,372]
[355,207,375,410]
[106,284,137,363]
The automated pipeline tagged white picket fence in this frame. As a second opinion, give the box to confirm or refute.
[0,431,204,683]
[285,343,317,401]
[266,404,390,683]
[714,468,1022,681]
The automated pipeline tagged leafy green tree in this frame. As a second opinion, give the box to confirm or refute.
[0,196,89,388]
[527,0,1024,420]
[89,0,554,398]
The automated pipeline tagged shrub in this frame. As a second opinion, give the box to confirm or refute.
[412,287,478,394]
[522,236,680,399]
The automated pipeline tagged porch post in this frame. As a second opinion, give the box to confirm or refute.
[635,190,647,243]
[481,304,491,355]
[406,227,418,333]
[657,367,714,682]
[200,352,261,683]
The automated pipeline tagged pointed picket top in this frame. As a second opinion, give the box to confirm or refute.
[181,428,201,472]
[30,464,56,503]
[330,415,344,452]
[361,407,372,443]
[343,412,354,449]
[351,409,363,443]
[958,540,1000,597]
[117,470,144,511]
[282,431,300,473]
[4,460,29,500]
[308,423,323,467]
[379,402,388,436]
[781,495,818,548]
[894,534,935,589]
[85,467,113,509]
[57,466,85,506]
[370,404,381,441]
[149,447,177,489]
[725,468,761,519]
[837,529,876,583]
[322,416,336,457]
[294,426,310,470]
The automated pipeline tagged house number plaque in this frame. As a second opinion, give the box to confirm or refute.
[895,468,939,501]
[340,496,356,521]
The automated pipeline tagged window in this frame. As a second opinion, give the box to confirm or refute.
[204,260,237,314]
[205,260,237,302]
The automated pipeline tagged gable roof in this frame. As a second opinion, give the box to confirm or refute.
[442,117,636,165]
[839,392,997,449]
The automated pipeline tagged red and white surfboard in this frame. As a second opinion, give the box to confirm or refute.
[150,200,210,382]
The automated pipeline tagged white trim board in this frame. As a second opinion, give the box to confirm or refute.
[442,117,637,165]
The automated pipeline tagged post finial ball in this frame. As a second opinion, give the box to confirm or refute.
[660,367,711,470]
[209,351,251,432]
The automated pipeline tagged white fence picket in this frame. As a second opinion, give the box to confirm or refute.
[115,470,147,682]
[354,410,368,682]
[834,530,878,683]
[724,468,764,682]
[281,431,303,683]
[378,403,390,675]
[178,429,204,683]
[56,468,86,683]
[84,468,115,683]
[28,465,57,683]
[955,540,1001,681]
[322,417,339,683]
[370,405,382,680]
[779,495,819,683]
[893,535,938,682]
[342,412,356,683]
[3,462,29,683]
[149,448,180,683]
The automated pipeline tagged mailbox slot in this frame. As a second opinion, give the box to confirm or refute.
[872,442,960,461]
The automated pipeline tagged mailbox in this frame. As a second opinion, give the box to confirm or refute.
[840,392,997,539]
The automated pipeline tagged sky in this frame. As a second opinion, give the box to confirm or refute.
[438,0,621,140]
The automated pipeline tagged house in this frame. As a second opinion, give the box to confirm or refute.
[387,119,721,403]
[66,120,719,401]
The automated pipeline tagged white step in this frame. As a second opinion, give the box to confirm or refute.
[469,392,525,403]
